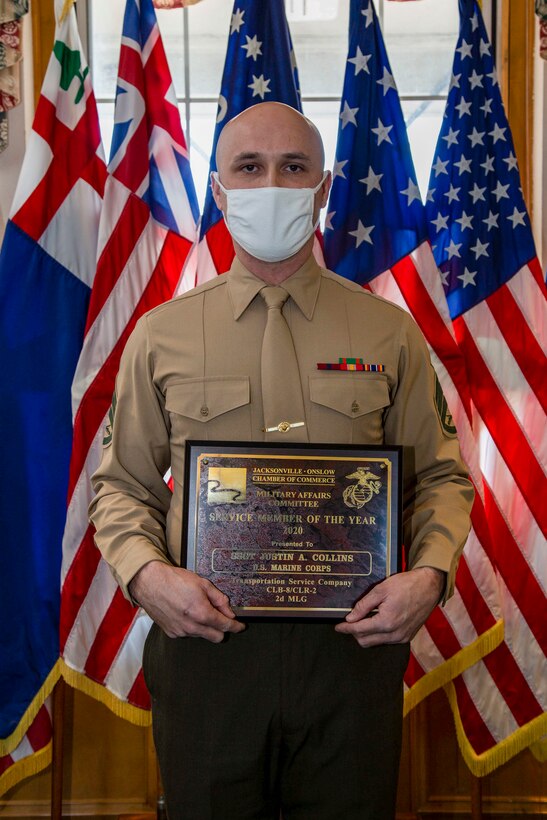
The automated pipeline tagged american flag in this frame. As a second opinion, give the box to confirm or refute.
[0,0,105,794]
[426,0,547,772]
[60,0,199,717]
[323,0,503,715]
[194,0,303,286]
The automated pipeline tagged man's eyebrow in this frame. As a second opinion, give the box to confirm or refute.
[280,152,312,161]
[230,151,312,163]
[231,152,261,163]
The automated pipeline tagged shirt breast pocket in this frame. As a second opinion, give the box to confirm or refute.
[165,376,251,444]
[309,374,390,444]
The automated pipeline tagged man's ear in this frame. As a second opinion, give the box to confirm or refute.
[211,172,224,212]
[320,171,332,208]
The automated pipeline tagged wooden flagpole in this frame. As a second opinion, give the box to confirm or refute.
[471,772,483,819]
[51,678,66,820]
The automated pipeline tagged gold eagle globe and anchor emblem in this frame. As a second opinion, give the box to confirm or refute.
[343,467,382,509]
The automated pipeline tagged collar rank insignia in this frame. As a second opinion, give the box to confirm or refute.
[317,358,385,372]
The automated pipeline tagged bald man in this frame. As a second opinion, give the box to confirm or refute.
[90,102,473,820]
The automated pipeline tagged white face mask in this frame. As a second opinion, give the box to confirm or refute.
[213,172,327,263]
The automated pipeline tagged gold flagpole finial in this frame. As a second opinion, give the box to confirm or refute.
[59,0,77,23]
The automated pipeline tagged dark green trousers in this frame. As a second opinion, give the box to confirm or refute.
[143,621,409,820]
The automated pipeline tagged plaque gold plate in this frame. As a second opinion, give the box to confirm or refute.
[182,441,402,618]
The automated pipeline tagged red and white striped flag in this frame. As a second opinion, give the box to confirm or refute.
[60,0,199,717]
[323,0,503,716]
[0,705,53,796]
[425,0,546,773]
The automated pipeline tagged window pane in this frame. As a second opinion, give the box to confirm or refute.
[288,4,348,98]
[383,0,459,96]
[187,102,218,212]
[186,0,232,98]
[302,99,342,171]
[156,8,185,98]
[90,0,124,98]
[97,101,115,161]
[90,1,185,99]
[402,99,445,197]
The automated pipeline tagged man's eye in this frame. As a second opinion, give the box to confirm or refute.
[286,164,303,173]
[241,164,258,173]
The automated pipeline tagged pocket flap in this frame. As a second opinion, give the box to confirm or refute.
[309,374,390,418]
[165,377,250,422]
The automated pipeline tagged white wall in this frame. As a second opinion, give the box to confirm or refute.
[0,12,33,242]
[0,102,26,239]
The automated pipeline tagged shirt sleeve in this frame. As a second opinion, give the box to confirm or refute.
[383,312,474,603]
[89,315,174,603]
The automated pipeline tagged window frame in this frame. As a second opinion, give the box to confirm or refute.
[30,0,534,219]
[82,0,453,151]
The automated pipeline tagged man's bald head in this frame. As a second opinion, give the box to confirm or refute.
[210,102,331,278]
[215,102,325,182]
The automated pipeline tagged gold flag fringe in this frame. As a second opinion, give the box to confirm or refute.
[0,741,52,797]
[444,681,547,777]
[0,619,502,756]
[531,738,547,763]
[1,614,537,792]
[403,619,503,716]
[0,660,62,756]
[0,654,151,760]
[62,618,503,728]
[59,660,152,727]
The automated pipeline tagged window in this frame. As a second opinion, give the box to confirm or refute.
[85,0,473,209]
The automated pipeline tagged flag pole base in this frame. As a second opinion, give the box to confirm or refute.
[471,773,483,820]
[51,678,66,820]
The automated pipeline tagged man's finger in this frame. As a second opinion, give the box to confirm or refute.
[335,614,386,638]
[202,581,246,630]
[354,632,395,649]
[183,623,228,643]
[191,598,246,634]
[345,585,384,623]
[203,580,239,619]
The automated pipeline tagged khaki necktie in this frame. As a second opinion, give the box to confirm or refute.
[260,286,308,442]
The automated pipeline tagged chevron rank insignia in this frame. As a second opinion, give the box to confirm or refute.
[317,358,385,372]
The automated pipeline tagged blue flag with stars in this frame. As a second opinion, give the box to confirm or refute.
[425,0,537,318]
[196,0,301,282]
[323,0,427,282]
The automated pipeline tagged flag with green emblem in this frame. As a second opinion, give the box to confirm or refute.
[0,0,106,795]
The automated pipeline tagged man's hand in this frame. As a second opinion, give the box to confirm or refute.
[129,560,246,643]
[334,567,445,648]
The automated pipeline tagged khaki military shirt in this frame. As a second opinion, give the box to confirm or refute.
[90,254,474,603]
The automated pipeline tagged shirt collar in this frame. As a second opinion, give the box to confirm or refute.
[227,253,322,321]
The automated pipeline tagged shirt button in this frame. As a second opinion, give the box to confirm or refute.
[200,405,209,418]
[351,401,360,414]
